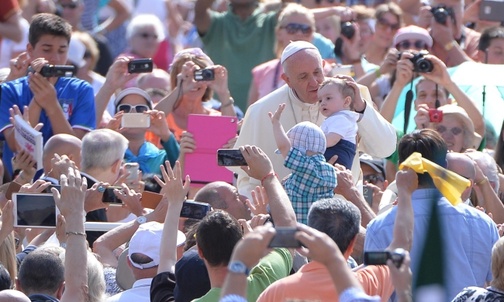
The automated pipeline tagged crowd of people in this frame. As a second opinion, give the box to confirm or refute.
[0,0,504,301]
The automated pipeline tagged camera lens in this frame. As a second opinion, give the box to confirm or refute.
[340,22,355,39]
[416,58,433,73]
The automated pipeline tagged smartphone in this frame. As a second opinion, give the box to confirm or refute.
[121,113,151,128]
[479,0,504,22]
[42,184,62,194]
[141,191,163,209]
[102,186,123,204]
[363,248,406,268]
[128,58,153,74]
[13,193,59,228]
[363,185,373,206]
[217,149,248,166]
[428,109,443,123]
[194,68,215,81]
[124,163,139,183]
[268,227,302,248]
[180,200,211,220]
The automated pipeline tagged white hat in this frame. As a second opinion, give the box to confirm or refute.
[127,221,186,270]
[437,104,482,149]
[114,87,154,109]
[68,37,86,68]
[280,41,318,65]
[286,121,326,154]
[393,25,433,48]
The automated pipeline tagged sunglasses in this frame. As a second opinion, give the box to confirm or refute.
[363,174,385,185]
[138,32,158,40]
[117,104,150,113]
[60,3,78,9]
[280,23,313,35]
[377,18,400,31]
[436,125,463,136]
[84,51,92,59]
[396,40,428,50]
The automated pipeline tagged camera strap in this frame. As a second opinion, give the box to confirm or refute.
[403,74,415,134]
[435,84,440,108]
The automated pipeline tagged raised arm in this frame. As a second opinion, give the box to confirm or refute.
[156,161,191,274]
[268,104,291,158]
[388,168,416,251]
[194,0,213,35]
[240,145,297,228]
[380,54,414,122]
[56,167,88,302]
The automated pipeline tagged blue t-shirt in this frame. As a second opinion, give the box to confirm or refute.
[0,76,96,174]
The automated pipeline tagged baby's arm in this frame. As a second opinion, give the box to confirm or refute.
[268,103,291,158]
[326,132,343,147]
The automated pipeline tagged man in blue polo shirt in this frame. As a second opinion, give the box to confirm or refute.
[0,13,96,176]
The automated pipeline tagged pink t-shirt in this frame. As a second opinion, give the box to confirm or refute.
[251,59,285,101]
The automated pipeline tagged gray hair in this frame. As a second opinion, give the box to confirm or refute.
[126,14,165,42]
[466,151,500,193]
[307,198,361,254]
[81,129,128,171]
[60,251,105,302]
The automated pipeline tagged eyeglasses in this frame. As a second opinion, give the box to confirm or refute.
[116,104,150,113]
[376,18,400,31]
[436,125,463,136]
[14,237,20,249]
[280,23,313,35]
[83,51,91,59]
[363,174,385,185]
[137,32,158,40]
[396,40,428,50]
[60,3,78,9]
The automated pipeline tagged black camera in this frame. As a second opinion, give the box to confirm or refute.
[430,5,455,25]
[410,52,433,73]
[128,58,153,74]
[32,64,76,77]
[194,68,215,81]
[340,22,356,40]
[364,248,406,268]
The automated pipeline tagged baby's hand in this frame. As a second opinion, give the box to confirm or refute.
[268,103,286,124]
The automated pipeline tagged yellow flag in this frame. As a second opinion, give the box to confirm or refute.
[399,152,470,206]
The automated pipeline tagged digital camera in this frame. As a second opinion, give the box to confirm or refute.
[34,64,76,77]
[410,52,434,73]
[431,5,455,25]
[340,22,356,39]
[194,68,215,81]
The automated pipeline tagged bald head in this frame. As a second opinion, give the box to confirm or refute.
[447,152,476,201]
[466,150,500,193]
[194,181,251,220]
[0,290,30,302]
[43,134,82,172]
[137,68,171,91]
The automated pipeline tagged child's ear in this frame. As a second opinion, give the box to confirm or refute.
[345,96,353,109]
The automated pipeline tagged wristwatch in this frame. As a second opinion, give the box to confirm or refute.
[136,216,147,225]
[228,261,250,276]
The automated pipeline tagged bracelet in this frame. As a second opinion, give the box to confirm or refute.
[476,178,488,186]
[261,172,278,185]
[444,40,457,51]
[374,68,381,78]
[66,231,86,237]
[221,97,234,109]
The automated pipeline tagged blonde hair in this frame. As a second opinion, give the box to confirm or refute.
[375,3,403,26]
[0,233,17,287]
[73,31,100,70]
[169,53,212,102]
[491,237,504,290]
[275,3,316,56]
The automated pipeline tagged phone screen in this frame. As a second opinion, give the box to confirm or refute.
[180,200,211,220]
[363,251,390,266]
[14,193,58,228]
[217,149,248,166]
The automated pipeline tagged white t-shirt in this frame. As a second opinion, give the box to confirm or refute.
[0,18,29,68]
[321,110,359,143]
